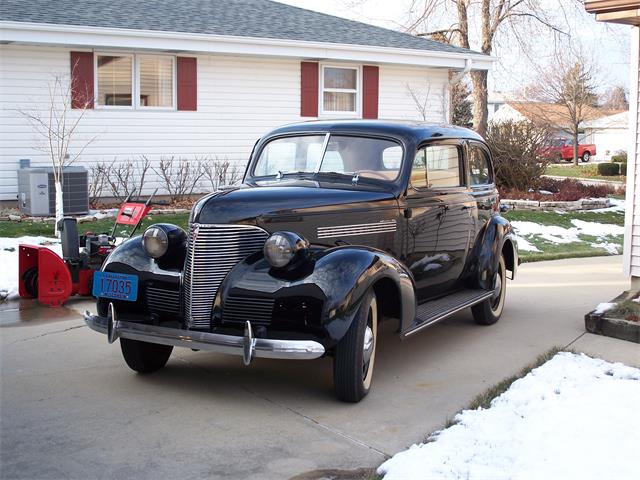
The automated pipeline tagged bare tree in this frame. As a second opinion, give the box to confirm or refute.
[406,81,432,120]
[529,50,599,165]
[19,69,96,235]
[601,85,629,110]
[406,0,567,136]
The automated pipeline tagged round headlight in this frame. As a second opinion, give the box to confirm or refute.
[142,226,169,258]
[263,231,309,268]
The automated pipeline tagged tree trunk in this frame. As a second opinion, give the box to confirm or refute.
[471,70,488,137]
[54,180,63,238]
[572,130,579,166]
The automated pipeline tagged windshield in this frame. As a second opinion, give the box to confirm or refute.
[251,134,403,182]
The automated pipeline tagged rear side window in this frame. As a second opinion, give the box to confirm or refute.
[411,144,462,188]
[468,144,493,185]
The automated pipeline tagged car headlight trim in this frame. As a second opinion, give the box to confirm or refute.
[263,231,309,268]
[142,226,169,258]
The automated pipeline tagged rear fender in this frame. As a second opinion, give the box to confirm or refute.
[467,214,518,289]
[217,246,416,347]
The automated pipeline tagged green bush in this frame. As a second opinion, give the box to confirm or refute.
[611,150,627,163]
[597,163,620,176]
[620,162,627,175]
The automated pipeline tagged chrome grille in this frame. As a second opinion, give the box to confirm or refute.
[222,295,275,326]
[183,224,269,329]
[146,286,180,315]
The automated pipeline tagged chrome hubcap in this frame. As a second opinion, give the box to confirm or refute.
[492,274,502,301]
[363,325,374,365]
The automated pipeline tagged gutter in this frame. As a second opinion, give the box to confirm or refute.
[0,21,496,70]
[449,58,473,84]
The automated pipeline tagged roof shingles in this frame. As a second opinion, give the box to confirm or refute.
[0,0,482,55]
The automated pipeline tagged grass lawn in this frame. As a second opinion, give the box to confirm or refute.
[0,207,625,264]
[0,213,190,238]
[545,164,625,183]
[504,207,624,263]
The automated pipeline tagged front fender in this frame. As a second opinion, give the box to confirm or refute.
[216,246,416,347]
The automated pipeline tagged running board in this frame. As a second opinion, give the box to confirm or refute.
[403,289,493,337]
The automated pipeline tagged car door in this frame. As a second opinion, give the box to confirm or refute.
[466,141,498,235]
[403,140,475,301]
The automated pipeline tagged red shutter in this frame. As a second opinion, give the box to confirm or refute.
[300,61,319,117]
[70,52,94,109]
[362,65,379,119]
[177,57,197,111]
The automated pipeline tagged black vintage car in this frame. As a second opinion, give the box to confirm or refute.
[85,120,518,402]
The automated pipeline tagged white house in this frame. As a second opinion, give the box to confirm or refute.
[585,1,640,286]
[583,111,630,161]
[0,0,493,204]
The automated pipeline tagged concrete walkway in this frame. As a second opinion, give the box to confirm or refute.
[1,256,637,480]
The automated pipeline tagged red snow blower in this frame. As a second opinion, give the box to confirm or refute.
[18,191,156,307]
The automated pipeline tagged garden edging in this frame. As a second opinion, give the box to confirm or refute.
[502,198,610,211]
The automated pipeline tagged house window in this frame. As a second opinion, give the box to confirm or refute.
[97,54,133,106]
[96,53,175,109]
[321,66,359,114]
[138,55,174,108]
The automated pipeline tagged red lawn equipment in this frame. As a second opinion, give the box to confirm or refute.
[18,191,156,307]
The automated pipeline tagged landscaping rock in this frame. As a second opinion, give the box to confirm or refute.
[8,214,21,222]
[77,216,97,224]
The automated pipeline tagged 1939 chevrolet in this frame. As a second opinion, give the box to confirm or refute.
[85,120,518,402]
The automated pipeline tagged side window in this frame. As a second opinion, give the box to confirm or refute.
[468,144,493,185]
[411,145,462,189]
[410,148,428,188]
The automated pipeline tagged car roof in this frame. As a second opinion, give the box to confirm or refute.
[265,119,485,144]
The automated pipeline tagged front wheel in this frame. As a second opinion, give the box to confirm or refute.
[333,290,378,402]
[581,151,591,162]
[472,255,507,326]
[120,338,173,373]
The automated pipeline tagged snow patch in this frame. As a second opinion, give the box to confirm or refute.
[594,302,616,314]
[516,236,541,252]
[512,218,623,254]
[378,353,640,480]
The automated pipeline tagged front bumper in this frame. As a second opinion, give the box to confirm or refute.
[84,304,325,365]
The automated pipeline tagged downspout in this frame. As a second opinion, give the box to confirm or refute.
[444,58,473,123]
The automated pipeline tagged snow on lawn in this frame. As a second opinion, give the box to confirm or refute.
[0,236,61,301]
[378,353,640,480]
[512,219,624,254]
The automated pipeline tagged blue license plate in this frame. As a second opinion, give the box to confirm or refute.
[92,271,138,302]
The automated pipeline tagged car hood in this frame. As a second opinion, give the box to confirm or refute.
[191,178,397,225]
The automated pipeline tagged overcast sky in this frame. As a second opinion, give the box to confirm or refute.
[276,0,630,96]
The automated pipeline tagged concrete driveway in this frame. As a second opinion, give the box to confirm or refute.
[1,256,638,480]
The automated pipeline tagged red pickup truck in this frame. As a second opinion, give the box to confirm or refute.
[544,138,596,163]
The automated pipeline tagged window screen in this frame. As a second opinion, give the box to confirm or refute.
[97,55,132,106]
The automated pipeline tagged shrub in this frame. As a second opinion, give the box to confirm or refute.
[611,150,627,163]
[486,120,552,191]
[499,177,619,201]
[597,163,620,176]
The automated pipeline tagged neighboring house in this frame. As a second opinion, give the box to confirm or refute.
[491,101,619,142]
[585,1,639,285]
[0,0,493,203]
[583,111,630,161]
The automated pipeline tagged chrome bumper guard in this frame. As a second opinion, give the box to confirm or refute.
[83,303,325,365]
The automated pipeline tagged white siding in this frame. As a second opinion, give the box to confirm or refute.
[625,27,640,278]
[0,44,448,201]
[378,65,448,121]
